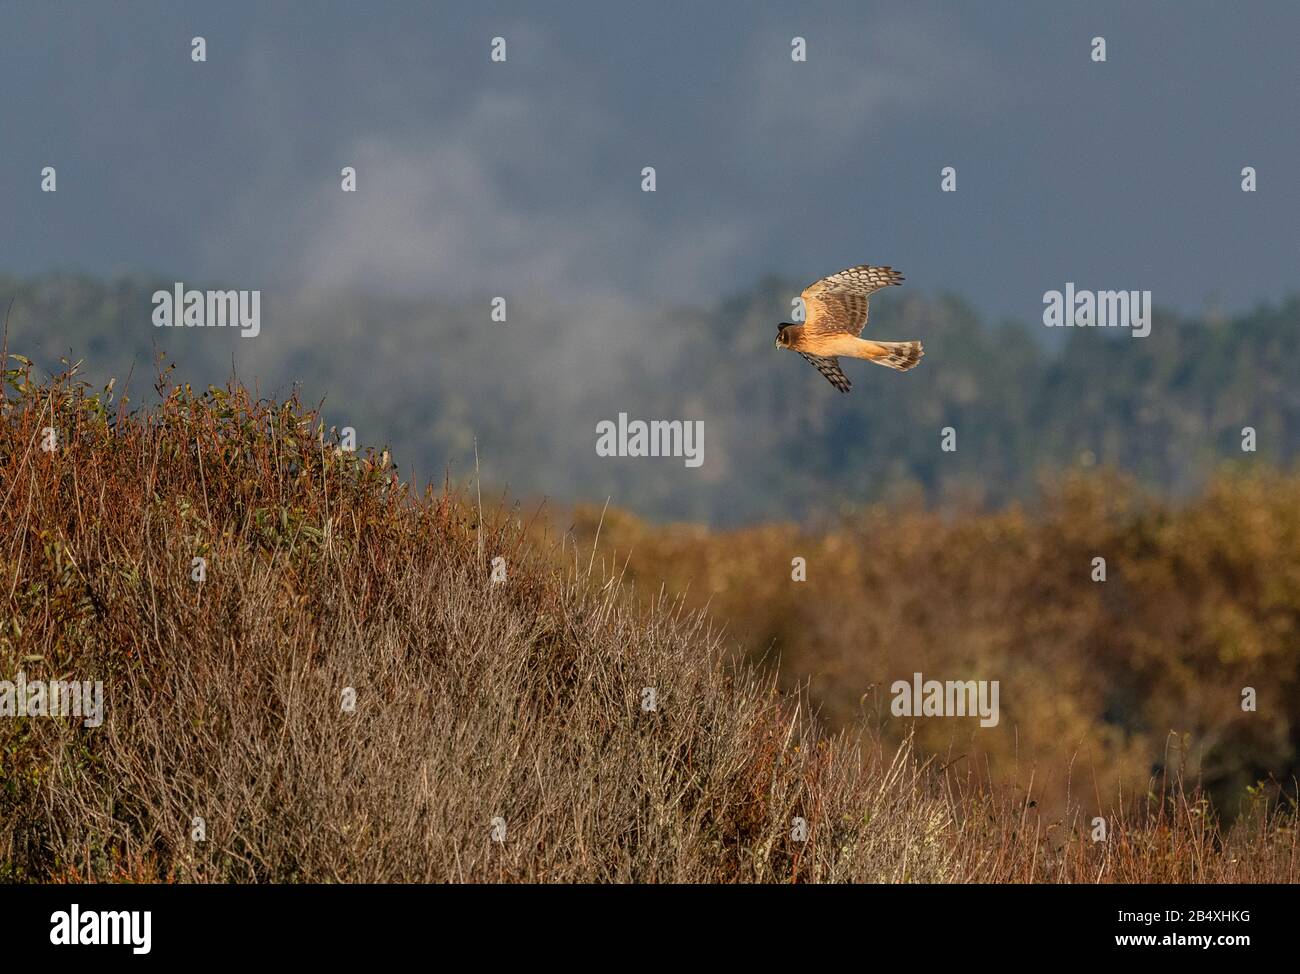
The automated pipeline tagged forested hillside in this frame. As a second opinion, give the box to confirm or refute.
[3,272,1296,523]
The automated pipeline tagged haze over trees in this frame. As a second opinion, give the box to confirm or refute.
[4,271,1295,524]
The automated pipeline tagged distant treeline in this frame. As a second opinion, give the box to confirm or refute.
[3,271,1297,523]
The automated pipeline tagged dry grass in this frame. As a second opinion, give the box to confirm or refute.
[565,471,1300,825]
[0,358,1295,882]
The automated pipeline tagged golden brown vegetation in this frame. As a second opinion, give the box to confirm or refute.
[565,471,1300,825]
[0,359,1295,882]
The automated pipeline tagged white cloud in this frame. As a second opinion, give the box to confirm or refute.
[200,13,992,310]
[206,34,752,307]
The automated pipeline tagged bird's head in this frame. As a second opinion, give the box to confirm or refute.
[775,323,796,349]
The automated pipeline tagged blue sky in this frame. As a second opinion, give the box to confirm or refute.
[3,0,1297,322]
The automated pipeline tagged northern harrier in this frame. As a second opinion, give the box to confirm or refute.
[774,263,923,393]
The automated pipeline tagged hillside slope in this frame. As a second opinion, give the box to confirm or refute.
[0,360,1295,882]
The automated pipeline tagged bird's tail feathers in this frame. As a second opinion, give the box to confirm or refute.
[864,340,924,372]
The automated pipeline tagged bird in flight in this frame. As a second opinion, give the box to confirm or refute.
[774,263,923,393]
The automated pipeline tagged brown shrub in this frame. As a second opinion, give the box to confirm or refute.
[0,359,1295,882]
[564,471,1300,827]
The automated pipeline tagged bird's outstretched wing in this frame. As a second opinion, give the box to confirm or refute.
[798,352,851,393]
[801,264,904,337]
